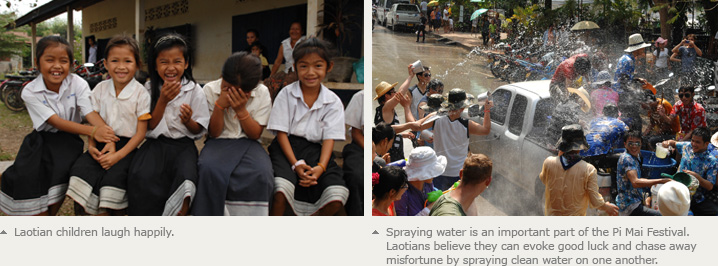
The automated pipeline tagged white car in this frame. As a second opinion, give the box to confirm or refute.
[385,3,421,31]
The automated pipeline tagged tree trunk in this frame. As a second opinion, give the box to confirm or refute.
[545,0,551,11]
[702,0,718,58]
[655,0,671,42]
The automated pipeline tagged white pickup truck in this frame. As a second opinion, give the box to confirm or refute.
[385,3,421,31]
[468,80,612,215]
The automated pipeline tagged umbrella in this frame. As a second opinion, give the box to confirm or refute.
[427,0,439,7]
[470,9,488,21]
[571,21,600,31]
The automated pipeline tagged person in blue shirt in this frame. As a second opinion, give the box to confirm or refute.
[670,34,703,86]
[616,131,672,216]
[662,127,718,215]
[581,104,629,200]
[615,34,650,91]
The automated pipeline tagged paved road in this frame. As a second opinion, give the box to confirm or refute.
[372,25,510,216]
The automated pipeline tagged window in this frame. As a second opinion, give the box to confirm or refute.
[489,89,511,125]
[508,94,528,135]
[526,98,556,146]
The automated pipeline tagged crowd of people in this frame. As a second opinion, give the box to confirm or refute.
[374,30,716,216]
[0,22,365,216]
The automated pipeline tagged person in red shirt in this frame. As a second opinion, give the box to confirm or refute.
[669,86,707,141]
[550,54,592,103]
[372,166,408,216]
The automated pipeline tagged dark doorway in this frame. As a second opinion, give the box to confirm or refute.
[231,4,308,64]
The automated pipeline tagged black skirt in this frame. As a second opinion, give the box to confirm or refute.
[127,137,198,216]
[0,130,83,215]
[192,138,274,216]
[342,141,364,216]
[268,135,348,215]
[66,137,134,214]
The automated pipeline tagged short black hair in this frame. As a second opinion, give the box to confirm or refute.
[372,122,395,144]
[373,166,407,200]
[603,104,618,118]
[574,56,591,75]
[678,86,695,94]
[105,34,142,69]
[292,37,333,72]
[222,51,262,93]
[427,79,444,92]
[36,36,73,66]
[416,66,430,82]
[246,29,259,39]
[623,130,642,143]
[693,127,711,143]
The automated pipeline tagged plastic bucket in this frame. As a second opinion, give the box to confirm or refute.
[613,149,677,179]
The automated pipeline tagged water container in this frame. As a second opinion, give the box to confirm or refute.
[650,183,663,211]
[613,149,677,179]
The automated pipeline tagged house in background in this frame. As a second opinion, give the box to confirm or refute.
[11,0,363,89]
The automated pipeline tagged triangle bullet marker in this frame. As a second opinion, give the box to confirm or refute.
[372,230,379,235]
[0,230,6,234]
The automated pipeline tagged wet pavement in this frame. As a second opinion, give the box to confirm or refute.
[372,25,513,216]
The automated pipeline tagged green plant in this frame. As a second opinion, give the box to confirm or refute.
[316,0,361,56]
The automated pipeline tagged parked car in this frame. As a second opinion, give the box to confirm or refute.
[375,0,403,27]
[467,80,612,215]
[386,3,421,31]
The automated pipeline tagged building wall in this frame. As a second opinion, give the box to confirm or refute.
[82,0,307,83]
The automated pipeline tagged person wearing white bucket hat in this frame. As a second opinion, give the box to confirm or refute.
[657,181,691,216]
[395,147,447,216]
[614,33,651,85]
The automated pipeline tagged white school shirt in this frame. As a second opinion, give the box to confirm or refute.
[344,90,363,130]
[91,79,151,138]
[267,82,345,143]
[22,73,94,132]
[202,79,272,140]
[145,79,210,139]
[281,36,306,73]
[433,115,470,177]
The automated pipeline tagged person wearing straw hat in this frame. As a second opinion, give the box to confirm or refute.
[374,81,415,162]
[614,33,651,87]
[430,153,492,216]
[661,127,718,215]
[395,147,446,216]
[657,181,691,216]
[540,124,619,216]
[410,88,492,191]
[615,131,671,216]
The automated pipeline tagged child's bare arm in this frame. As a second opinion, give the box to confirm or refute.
[180,104,203,134]
[98,120,148,170]
[47,112,118,143]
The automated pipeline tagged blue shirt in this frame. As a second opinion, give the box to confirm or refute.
[676,142,718,203]
[580,117,629,157]
[678,46,697,74]
[614,53,635,81]
[616,151,644,212]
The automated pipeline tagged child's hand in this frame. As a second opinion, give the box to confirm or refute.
[305,165,324,184]
[216,89,231,110]
[98,152,121,170]
[100,141,116,155]
[94,125,119,143]
[179,104,193,125]
[294,164,315,187]
[227,86,249,113]
[160,81,181,103]
[89,146,103,162]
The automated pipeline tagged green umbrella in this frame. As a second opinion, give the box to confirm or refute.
[470,9,488,21]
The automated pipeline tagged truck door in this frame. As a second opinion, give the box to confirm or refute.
[500,92,528,182]
[474,87,513,179]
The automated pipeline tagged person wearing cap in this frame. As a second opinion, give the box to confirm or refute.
[657,181,691,216]
[374,81,415,162]
[540,124,619,216]
[430,153,492,216]
[616,131,671,216]
[547,87,592,144]
[661,127,718,215]
[590,71,619,116]
[670,34,702,86]
[650,37,670,82]
[417,79,444,119]
[395,147,446,216]
[549,54,592,103]
[411,88,493,191]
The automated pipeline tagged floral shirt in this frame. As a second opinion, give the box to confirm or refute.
[580,117,629,157]
[677,142,718,203]
[616,151,644,213]
[671,101,706,136]
[614,53,635,81]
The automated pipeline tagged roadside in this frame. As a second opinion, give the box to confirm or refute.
[425,28,507,52]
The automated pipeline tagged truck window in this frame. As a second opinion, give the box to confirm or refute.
[397,5,418,12]
[526,98,554,145]
[490,89,511,125]
[508,94,528,135]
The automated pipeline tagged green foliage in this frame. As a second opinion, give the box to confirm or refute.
[16,17,83,63]
[0,12,25,60]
